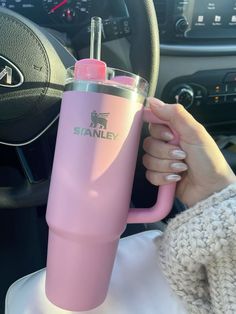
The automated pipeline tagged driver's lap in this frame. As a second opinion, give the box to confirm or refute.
[5,231,187,314]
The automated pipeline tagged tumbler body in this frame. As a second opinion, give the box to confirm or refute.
[46,79,146,311]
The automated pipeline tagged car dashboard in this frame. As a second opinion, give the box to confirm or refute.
[2,2,123,46]
[0,0,114,28]
[153,0,236,135]
[1,0,235,167]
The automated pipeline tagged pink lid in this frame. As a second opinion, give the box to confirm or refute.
[74,58,107,81]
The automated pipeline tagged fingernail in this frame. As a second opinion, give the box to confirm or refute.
[163,131,174,141]
[148,97,165,107]
[170,149,186,159]
[166,174,181,182]
[170,162,188,171]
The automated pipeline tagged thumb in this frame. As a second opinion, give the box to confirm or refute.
[147,97,206,143]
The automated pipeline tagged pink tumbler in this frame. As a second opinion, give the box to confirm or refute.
[45,59,179,311]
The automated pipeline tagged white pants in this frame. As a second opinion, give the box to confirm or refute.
[5,231,187,314]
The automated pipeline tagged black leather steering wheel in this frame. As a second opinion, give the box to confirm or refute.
[0,0,159,208]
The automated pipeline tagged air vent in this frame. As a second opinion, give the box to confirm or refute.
[154,0,167,25]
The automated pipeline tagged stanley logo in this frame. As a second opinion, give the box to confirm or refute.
[74,110,118,141]
[90,111,109,129]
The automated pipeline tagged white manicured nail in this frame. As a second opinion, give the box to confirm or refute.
[171,150,186,159]
[166,174,181,182]
[171,162,188,171]
[163,132,174,141]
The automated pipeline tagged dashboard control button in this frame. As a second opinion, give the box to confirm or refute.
[209,84,226,95]
[122,20,131,34]
[103,18,131,40]
[175,18,189,33]
[208,96,225,104]
[175,85,194,108]
[194,99,202,106]
[195,88,204,97]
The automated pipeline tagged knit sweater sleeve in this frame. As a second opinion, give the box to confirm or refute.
[157,183,236,314]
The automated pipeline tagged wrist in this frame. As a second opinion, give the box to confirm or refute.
[187,175,236,208]
[168,182,236,229]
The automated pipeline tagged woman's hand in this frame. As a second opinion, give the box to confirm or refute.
[143,97,236,207]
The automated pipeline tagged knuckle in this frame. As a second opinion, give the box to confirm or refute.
[145,170,159,186]
[142,154,150,168]
[143,136,152,152]
[143,154,160,171]
[146,170,165,186]
[172,103,185,115]
[169,104,186,126]
[149,124,158,136]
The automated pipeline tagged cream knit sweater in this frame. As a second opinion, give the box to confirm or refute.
[158,183,236,314]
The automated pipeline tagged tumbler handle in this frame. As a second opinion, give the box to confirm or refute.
[127,107,180,223]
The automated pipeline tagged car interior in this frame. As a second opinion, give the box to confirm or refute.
[1,0,236,313]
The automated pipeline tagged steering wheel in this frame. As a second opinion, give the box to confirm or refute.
[0,0,159,208]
